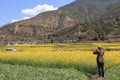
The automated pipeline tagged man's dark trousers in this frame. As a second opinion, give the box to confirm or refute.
[97,60,104,77]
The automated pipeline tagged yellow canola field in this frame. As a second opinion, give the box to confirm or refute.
[0,42,120,73]
[0,49,119,68]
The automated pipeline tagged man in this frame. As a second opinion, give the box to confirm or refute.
[93,45,104,78]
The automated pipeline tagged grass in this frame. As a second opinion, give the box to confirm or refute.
[0,63,120,80]
[0,63,89,80]
[105,64,120,80]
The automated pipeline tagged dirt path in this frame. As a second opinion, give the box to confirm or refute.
[90,75,105,80]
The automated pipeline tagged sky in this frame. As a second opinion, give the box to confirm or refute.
[0,0,75,27]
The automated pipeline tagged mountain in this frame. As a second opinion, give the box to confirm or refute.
[0,0,120,44]
[0,11,76,43]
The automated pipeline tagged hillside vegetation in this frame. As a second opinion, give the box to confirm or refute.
[0,0,120,43]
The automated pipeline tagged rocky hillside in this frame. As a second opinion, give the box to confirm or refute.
[0,11,76,42]
[0,0,120,44]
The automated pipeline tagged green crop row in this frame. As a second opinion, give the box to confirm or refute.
[0,63,89,80]
[105,64,120,80]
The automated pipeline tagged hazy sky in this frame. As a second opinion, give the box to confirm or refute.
[0,0,75,27]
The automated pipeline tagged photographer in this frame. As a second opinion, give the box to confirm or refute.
[93,45,104,78]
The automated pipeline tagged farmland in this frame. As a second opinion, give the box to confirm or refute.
[0,42,120,80]
[0,63,89,80]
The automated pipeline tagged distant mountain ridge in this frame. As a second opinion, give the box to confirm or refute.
[0,0,120,44]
